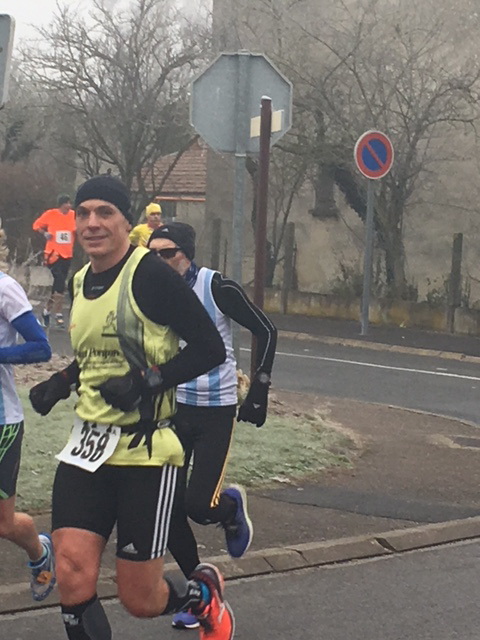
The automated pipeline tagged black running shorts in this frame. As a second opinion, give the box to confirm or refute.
[49,258,71,294]
[52,462,177,561]
[0,421,23,500]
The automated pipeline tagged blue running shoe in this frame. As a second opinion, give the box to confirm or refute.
[172,611,200,629]
[28,532,56,601]
[221,484,253,558]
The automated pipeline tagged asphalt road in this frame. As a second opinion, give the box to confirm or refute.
[241,336,480,425]
[48,328,480,425]
[3,540,480,639]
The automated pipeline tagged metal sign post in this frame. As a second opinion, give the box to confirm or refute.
[230,54,251,358]
[361,180,375,336]
[354,130,394,336]
[232,53,251,288]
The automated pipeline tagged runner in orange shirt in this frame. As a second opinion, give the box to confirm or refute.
[32,195,76,328]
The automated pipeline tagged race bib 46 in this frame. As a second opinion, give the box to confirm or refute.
[55,231,72,244]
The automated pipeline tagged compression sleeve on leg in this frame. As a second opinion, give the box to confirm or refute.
[61,595,111,640]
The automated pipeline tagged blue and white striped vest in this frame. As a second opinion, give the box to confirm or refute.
[177,268,237,407]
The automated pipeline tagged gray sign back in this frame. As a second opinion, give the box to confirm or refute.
[191,52,292,154]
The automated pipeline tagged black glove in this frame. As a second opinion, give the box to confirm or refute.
[97,367,163,412]
[237,373,270,427]
[29,372,71,416]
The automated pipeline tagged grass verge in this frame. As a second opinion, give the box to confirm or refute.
[226,410,355,487]
[16,389,76,512]
[16,388,356,512]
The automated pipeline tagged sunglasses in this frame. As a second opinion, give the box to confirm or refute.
[151,247,181,259]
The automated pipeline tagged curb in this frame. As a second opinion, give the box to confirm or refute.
[384,403,480,431]
[3,517,480,616]
[277,330,480,364]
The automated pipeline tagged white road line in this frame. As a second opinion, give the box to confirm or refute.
[239,348,480,382]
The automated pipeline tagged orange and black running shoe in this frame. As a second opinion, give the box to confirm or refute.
[190,563,235,640]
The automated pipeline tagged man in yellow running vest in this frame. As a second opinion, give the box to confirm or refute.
[29,175,235,640]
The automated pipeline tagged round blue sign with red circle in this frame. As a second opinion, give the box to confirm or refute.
[354,130,394,179]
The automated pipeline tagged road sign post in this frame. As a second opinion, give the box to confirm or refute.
[0,15,15,108]
[354,130,394,336]
[232,53,251,296]
[191,51,292,357]
[191,52,292,283]
[362,180,376,336]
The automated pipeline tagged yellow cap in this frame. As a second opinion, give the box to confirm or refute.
[145,202,162,216]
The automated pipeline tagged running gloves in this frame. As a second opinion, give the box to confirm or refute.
[97,366,164,412]
[29,371,71,415]
[237,374,270,427]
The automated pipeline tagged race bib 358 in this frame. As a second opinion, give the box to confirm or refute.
[56,417,121,472]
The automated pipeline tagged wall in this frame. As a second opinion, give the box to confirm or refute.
[208,0,480,307]
[251,286,480,336]
[171,200,207,263]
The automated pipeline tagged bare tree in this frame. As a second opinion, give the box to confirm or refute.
[24,0,211,216]
[0,70,49,163]
[298,0,480,294]
[0,159,62,262]
[0,67,75,260]
[213,0,480,295]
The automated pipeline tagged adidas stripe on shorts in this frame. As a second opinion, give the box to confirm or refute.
[52,462,177,561]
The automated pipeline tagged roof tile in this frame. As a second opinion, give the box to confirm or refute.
[144,138,208,197]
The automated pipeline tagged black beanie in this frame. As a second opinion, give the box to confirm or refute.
[74,175,132,224]
[148,222,196,260]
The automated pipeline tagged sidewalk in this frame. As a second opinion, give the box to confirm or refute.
[3,390,480,613]
[269,313,480,358]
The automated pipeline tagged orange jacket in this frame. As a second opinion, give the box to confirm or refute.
[32,208,76,265]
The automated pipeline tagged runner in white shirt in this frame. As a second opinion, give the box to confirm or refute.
[0,272,55,601]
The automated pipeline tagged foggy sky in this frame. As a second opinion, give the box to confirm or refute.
[3,0,198,45]
[3,0,89,40]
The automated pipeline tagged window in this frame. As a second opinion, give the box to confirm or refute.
[159,201,177,222]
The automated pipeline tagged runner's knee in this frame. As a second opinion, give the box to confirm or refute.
[119,595,161,618]
[118,580,169,618]
[55,549,98,601]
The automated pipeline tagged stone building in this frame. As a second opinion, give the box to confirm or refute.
[196,0,480,308]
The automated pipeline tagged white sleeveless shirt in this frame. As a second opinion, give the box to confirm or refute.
[177,268,237,407]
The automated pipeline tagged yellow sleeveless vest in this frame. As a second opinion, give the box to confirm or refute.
[70,247,183,466]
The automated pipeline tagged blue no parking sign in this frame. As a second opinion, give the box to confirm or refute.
[354,130,394,336]
[354,130,394,179]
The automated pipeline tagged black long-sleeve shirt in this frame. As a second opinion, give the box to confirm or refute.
[210,273,277,375]
[66,247,226,388]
